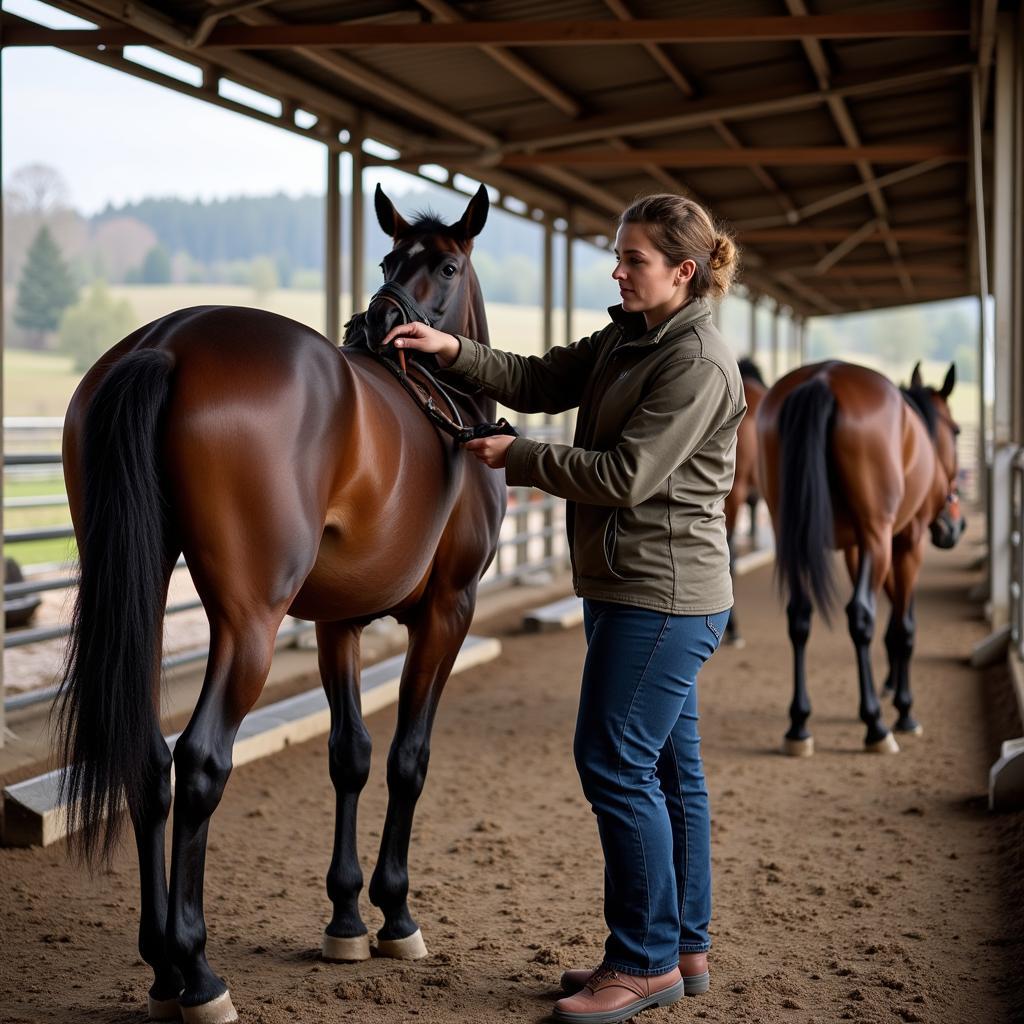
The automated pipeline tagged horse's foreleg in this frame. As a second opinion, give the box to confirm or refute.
[368,588,474,957]
[885,536,925,736]
[783,582,814,756]
[724,530,744,647]
[845,543,898,753]
[317,621,374,962]
[166,612,282,1023]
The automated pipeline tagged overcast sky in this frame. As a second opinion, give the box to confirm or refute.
[1,0,417,215]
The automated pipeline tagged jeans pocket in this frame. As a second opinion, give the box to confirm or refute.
[705,612,728,646]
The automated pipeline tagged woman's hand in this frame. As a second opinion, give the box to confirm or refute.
[463,434,516,469]
[381,322,461,368]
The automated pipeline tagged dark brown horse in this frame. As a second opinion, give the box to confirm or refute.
[757,360,964,756]
[723,358,768,645]
[57,186,505,1023]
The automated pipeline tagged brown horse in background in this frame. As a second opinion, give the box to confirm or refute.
[723,358,768,645]
[57,186,504,1023]
[757,361,964,756]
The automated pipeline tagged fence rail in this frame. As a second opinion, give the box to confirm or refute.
[2,413,576,713]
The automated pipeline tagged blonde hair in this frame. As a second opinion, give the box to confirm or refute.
[619,194,739,300]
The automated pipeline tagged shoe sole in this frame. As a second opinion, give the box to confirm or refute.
[560,971,710,997]
[552,979,685,1024]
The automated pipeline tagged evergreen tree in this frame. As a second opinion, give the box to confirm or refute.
[13,226,78,347]
[140,245,172,284]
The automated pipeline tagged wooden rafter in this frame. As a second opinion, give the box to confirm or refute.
[1,13,971,48]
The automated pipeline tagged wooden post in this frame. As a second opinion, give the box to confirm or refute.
[325,146,342,343]
[350,119,365,317]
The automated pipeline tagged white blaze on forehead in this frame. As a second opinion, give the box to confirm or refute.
[405,242,425,257]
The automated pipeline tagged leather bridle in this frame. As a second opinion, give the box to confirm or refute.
[355,280,519,446]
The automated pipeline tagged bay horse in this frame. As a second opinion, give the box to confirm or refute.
[57,185,505,1023]
[757,360,964,756]
[723,357,768,646]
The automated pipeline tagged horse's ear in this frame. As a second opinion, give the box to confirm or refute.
[452,184,489,240]
[940,362,956,398]
[910,361,923,390]
[375,183,410,239]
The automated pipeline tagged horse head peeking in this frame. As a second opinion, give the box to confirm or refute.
[902,361,965,550]
[757,359,964,760]
[58,187,506,1023]
[362,182,490,354]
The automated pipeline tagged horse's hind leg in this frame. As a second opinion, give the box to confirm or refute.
[845,540,899,754]
[883,535,925,736]
[317,620,374,962]
[166,606,289,1023]
[130,556,183,1019]
[368,586,474,957]
[783,581,814,756]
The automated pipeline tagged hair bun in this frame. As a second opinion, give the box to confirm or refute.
[709,234,735,271]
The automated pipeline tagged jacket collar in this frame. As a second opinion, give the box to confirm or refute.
[608,297,712,348]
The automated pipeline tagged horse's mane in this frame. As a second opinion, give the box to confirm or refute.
[738,357,766,386]
[900,384,938,437]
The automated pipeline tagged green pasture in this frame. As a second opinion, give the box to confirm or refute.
[2,285,983,569]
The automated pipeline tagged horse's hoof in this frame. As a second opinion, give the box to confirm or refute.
[865,733,900,754]
[148,994,182,1021]
[374,928,428,960]
[180,991,238,1024]
[782,736,814,757]
[895,721,924,736]
[725,636,746,649]
[322,931,371,962]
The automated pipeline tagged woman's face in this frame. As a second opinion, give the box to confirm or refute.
[612,222,695,325]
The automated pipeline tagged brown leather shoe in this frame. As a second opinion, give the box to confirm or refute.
[560,953,709,997]
[553,964,684,1023]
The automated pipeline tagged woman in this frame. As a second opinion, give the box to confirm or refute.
[383,193,744,1024]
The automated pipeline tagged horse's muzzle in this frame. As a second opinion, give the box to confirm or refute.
[364,299,403,353]
[930,509,966,549]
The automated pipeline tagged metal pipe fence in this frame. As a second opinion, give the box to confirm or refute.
[1010,447,1024,661]
[3,413,576,713]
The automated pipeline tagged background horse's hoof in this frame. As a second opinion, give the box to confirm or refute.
[148,994,182,1021]
[782,736,814,757]
[374,928,428,960]
[725,635,746,649]
[180,991,237,1024]
[322,931,371,962]
[895,721,924,736]
[865,733,900,754]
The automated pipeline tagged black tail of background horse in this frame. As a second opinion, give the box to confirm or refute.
[57,349,174,863]
[776,376,837,621]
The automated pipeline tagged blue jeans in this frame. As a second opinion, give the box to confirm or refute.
[575,599,728,976]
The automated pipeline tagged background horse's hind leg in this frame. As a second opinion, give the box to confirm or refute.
[369,586,474,957]
[317,620,374,962]
[783,582,814,756]
[845,541,899,753]
[724,532,744,647]
[883,535,925,736]
[166,608,288,1023]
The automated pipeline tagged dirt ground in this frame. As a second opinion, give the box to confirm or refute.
[2,531,1023,1024]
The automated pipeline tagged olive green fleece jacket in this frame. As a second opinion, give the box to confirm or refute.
[447,297,746,615]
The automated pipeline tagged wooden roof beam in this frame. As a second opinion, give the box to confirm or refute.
[740,227,965,244]
[495,146,964,168]
[3,13,971,48]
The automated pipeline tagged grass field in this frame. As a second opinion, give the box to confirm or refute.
[3,284,984,569]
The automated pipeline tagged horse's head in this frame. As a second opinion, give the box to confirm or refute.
[907,361,965,549]
[362,183,489,355]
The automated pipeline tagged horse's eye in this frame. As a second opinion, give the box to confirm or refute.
[441,264,457,278]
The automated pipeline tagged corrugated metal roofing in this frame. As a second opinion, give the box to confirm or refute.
[18,0,989,314]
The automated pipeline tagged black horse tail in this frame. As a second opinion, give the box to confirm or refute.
[57,349,175,865]
[776,375,837,621]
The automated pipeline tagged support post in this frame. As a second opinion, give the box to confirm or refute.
[351,121,365,317]
[748,292,758,358]
[542,218,555,563]
[564,208,575,349]
[797,316,807,365]
[1,74,5,747]
[325,146,342,343]
[989,13,1018,628]
[770,302,780,382]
